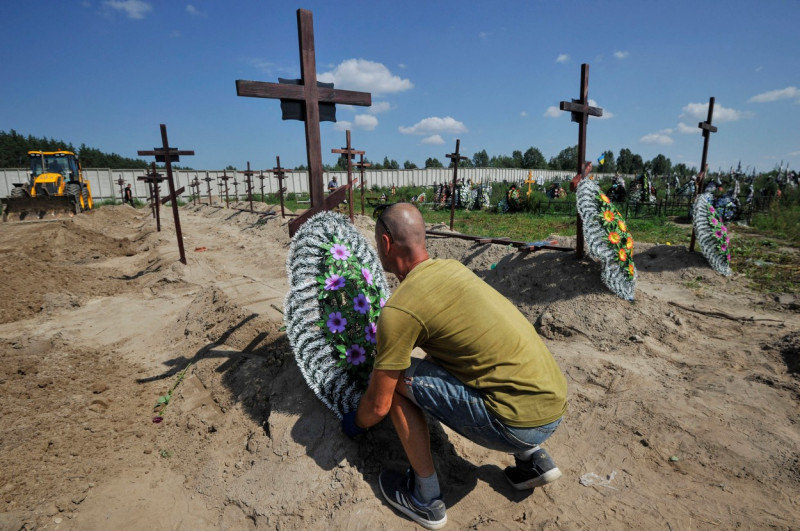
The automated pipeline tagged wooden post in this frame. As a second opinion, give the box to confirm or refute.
[235,8,372,235]
[446,139,468,231]
[331,130,365,223]
[265,156,293,219]
[560,63,603,259]
[689,97,718,252]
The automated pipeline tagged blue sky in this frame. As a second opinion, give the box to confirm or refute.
[2,1,798,173]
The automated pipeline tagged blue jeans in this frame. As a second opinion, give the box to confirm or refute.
[403,358,561,453]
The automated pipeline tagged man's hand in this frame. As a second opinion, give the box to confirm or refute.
[341,410,367,439]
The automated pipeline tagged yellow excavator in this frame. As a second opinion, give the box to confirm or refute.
[2,150,93,222]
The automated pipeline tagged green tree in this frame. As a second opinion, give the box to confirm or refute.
[598,149,616,174]
[425,157,444,168]
[522,147,547,169]
[549,145,578,171]
[490,154,513,168]
[472,149,489,168]
[403,160,418,169]
[649,154,672,176]
[511,150,524,168]
[617,148,645,174]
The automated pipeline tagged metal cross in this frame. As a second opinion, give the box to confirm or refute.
[189,177,201,206]
[235,8,372,235]
[203,176,214,206]
[219,171,233,208]
[265,156,293,219]
[257,170,267,205]
[331,130,364,223]
[690,96,718,252]
[137,124,193,264]
[116,176,126,203]
[560,63,603,259]
[446,139,469,231]
[137,163,165,230]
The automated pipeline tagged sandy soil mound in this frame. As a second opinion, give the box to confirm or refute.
[0,203,797,530]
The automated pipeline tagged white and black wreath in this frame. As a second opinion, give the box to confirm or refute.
[692,193,733,276]
[284,211,391,418]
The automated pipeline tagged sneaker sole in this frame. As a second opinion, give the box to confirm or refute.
[379,478,447,530]
[507,467,563,490]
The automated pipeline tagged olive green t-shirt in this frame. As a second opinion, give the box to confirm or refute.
[375,259,567,427]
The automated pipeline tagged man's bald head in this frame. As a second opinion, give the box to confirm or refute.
[378,202,426,251]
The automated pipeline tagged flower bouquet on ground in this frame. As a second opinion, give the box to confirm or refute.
[576,176,637,301]
[284,211,390,418]
[692,193,733,276]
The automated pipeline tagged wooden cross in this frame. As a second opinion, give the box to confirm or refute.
[257,170,267,204]
[689,97,718,252]
[446,139,469,231]
[231,177,240,202]
[203,176,214,206]
[331,130,364,223]
[560,63,603,259]
[355,154,371,216]
[265,156,293,218]
[116,176,126,203]
[190,177,200,206]
[219,172,233,208]
[238,161,257,213]
[137,124,193,264]
[235,8,372,235]
[524,170,536,197]
[137,163,165,230]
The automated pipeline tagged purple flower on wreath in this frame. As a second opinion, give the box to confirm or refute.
[710,217,719,226]
[324,274,346,291]
[721,225,727,234]
[727,253,731,262]
[361,267,374,286]
[346,344,366,365]
[379,298,386,308]
[709,205,716,214]
[353,293,370,315]
[365,322,377,344]
[726,237,731,246]
[714,230,723,239]
[331,244,351,261]
[326,312,347,334]
[721,244,728,252]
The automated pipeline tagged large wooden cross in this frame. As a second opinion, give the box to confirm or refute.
[137,124,193,264]
[560,63,603,259]
[446,139,469,231]
[236,8,372,235]
[331,130,364,223]
[689,96,718,252]
[265,156,293,218]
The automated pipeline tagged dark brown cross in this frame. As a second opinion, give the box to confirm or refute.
[219,172,233,208]
[238,162,257,213]
[446,139,469,231]
[331,130,364,222]
[116,176,126,203]
[235,8,372,235]
[265,156,293,218]
[137,163,165,230]
[690,97,718,252]
[203,176,214,206]
[355,154,371,216]
[231,177,240,201]
[190,177,201,206]
[560,63,603,259]
[138,124,193,264]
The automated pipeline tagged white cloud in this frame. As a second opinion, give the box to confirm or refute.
[520,111,528,117]
[333,120,351,132]
[398,63,406,69]
[676,122,696,134]
[421,135,445,145]
[681,102,748,123]
[613,51,629,59]
[544,106,561,118]
[367,101,392,114]
[640,133,674,145]
[479,31,490,40]
[318,59,412,96]
[104,0,151,19]
[588,99,614,119]
[399,116,467,135]
[789,150,800,157]
[354,114,378,131]
[186,4,206,17]
[246,58,275,74]
[556,54,570,64]
[748,86,800,103]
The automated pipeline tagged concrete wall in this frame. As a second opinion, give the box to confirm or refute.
[1,167,619,202]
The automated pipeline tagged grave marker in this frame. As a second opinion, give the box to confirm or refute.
[355,154,371,216]
[446,139,468,231]
[560,63,603,259]
[238,161,257,213]
[331,130,364,223]
[219,172,233,208]
[689,97,718,252]
[265,156,293,218]
[235,8,372,235]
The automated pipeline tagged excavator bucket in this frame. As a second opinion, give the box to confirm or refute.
[2,195,78,222]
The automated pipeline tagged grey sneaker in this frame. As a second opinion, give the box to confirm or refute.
[504,447,562,490]
[379,469,447,530]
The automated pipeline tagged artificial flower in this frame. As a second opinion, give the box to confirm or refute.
[603,210,615,223]
[608,232,621,245]
[330,243,351,261]
[353,293,370,315]
[346,344,366,366]
[599,193,611,204]
[365,322,377,344]
[618,248,627,262]
[361,267,374,286]
[617,219,627,233]
[324,274,346,291]
[326,312,347,334]
[626,237,634,250]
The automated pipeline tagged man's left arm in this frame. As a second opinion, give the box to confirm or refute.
[355,368,401,429]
